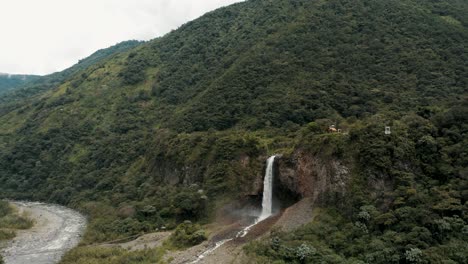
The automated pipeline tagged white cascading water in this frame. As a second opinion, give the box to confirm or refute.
[259,155,276,221]
[237,155,276,237]
[192,155,277,263]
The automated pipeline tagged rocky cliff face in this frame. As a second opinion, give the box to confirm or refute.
[148,157,203,186]
[148,150,350,211]
[149,153,265,190]
[275,150,350,206]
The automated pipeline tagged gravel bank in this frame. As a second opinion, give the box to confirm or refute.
[1,201,86,264]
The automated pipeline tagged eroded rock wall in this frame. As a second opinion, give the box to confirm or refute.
[276,150,350,205]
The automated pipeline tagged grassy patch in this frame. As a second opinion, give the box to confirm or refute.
[60,246,167,264]
[167,221,207,249]
[0,229,15,241]
[0,214,34,230]
[0,201,34,241]
[440,15,462,26]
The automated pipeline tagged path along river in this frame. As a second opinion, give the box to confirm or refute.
[1,201,86,264]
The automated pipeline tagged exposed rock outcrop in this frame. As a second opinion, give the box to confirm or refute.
[276,150,350,205]
[148,157,203,185]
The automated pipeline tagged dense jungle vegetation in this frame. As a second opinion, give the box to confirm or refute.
[0,0,466,263]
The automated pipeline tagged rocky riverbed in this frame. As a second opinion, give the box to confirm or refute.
[0,201,86,264]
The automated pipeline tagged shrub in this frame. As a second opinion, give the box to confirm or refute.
[119,53,149,85]
[61,246,165,264]
[0,214,34,230]
[0,229,15,241]
[405,248,423,263]
[295,243,316,262]
[0,201,12,218]
[169,222,207,248]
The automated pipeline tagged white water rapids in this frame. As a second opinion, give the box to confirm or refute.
[191,155,277,263]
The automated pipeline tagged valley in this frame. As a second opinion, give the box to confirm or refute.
[0,0,466,263]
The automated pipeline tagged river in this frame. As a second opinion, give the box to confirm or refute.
[1,201,86,264]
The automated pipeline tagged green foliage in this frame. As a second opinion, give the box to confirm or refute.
[78,202,162,244]
[168,221,207,249]
[0,201,33,243]
[405,248,424,263]
[0,201,33,230]
[246,103,468,263]
[144,0,467,132]
[0,201,12,217]
[60,246,165,264]
[246,208,464,263]
[0,214,34,230]
[0,0,466,263]
[119,51,151,85]
[0,229,15,241]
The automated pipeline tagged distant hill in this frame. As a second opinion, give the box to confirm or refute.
[0,0,466,263]
[0,73,40,95]
[45,40,145,86]
[0,40,143,103]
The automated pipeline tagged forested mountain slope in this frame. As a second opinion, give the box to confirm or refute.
[0,0,466,263]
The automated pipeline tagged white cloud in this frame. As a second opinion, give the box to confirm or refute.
[0,0,243,75]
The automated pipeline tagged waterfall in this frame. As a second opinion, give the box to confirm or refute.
[259,155,276,221]
[191,155,277,263]
[236,155,276,237]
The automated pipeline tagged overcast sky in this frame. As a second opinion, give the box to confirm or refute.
[0,0,243,75]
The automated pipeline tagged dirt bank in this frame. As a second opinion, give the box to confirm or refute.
[0,201,86,264]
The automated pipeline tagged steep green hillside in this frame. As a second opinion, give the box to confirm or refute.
[134,0,467,131]
[0,0,466,263]
[44,40,144,89]
[0,74,40,95]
